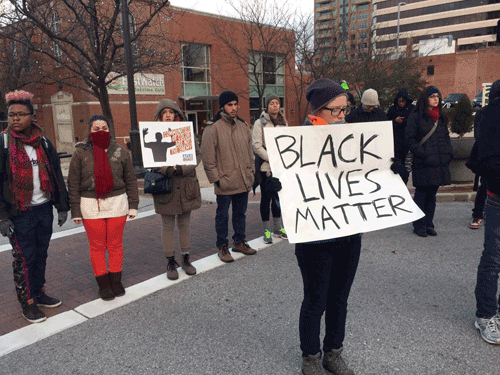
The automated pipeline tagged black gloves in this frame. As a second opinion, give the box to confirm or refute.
[265,177,282,194]
[58,212,68,227]
[0,219,14,237]
[390,158,409,183]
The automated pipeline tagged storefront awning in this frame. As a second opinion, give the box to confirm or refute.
[179,95,219,101]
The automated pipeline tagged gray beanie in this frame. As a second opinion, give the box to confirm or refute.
[361,89,379,106]
[265,93,280,110]
[306,78,347,112]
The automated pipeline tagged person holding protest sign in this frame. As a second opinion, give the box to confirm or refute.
[295,78,359,375]
[405,86,452,237]
[252,93,288,244]
[151,99,201,280]
[345,88,387,124]
[67,115,139,300]
[0,90,69,323]
[201,91,256,263]
[473,79,500,345]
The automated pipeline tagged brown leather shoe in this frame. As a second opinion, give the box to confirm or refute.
[218,244,234,263]
[181,253,197,275]
[232,241,256,255]
[166,256,179,280]
[322,348,354,375]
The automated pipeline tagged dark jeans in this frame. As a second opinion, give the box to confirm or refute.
[295,235,362,356]
[413,185,439,230]
[215,192,248,247]
[472,177,488,219]
[10,202,54,304]
[259,172,281,221]
[475,194,500,319]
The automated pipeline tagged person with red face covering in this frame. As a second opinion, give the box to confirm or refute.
[67,115,139,300]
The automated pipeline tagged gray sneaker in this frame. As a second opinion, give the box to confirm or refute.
[475,317,500,344]
[302,353,328,375]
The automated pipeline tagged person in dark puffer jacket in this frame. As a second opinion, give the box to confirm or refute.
[405,86,453,237]
[473,79,500,345]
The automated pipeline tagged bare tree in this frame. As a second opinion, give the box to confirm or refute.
[1,0,178,131]
[209,0,296,121]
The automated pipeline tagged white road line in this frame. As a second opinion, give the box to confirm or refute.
[0,236,279,357]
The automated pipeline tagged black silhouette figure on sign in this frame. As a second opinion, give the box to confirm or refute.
[143,128,176,163]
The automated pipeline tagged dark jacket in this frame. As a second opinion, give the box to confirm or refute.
[405,111,453,187]
[476,80,500,195]
[67,139,139,218]
[387,89,415,161]
[345,106,387,124]
[0,131,69,220]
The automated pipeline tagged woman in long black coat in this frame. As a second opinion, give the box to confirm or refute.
[405,86,453,237]
[387,88,415,165]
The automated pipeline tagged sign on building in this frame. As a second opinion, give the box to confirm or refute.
[108,73,165,95]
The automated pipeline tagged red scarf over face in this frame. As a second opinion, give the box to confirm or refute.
[428,107,440,122]
[8,123,54,211]
[90,131,114,199]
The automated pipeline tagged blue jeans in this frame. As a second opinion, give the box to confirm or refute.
[296,235,362,356]
[215,192,248,247]
[475,194,500,319]
[10,202,54,303]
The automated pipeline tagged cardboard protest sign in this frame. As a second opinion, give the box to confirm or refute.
[264,121,424,244]
[139,121,197,167]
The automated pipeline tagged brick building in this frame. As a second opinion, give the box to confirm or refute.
[16,6,308,153]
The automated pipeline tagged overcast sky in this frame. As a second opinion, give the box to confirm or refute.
[169,0,314,18]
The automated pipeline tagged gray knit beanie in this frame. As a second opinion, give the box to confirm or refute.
[265,93,280,111]
[306,78,347,112]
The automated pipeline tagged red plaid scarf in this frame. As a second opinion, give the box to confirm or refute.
[7,123,54,211]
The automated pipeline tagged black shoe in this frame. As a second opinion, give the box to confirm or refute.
[109,271,126,297]
[36,291,62,308]
[426,228,437,236]
[22,302,47,323]
[413,228,427,237]
[95,274,115,301]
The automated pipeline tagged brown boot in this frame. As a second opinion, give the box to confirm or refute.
[302,353,328,375]
[322,348,354,375]
[181,253,197,275]
[232,241,256,255]
[95,273,115,301]
[166,256,179,280]
[218,244,234,263]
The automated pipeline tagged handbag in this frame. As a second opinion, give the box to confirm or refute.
[406,121,439,172]
[143,170,172,195]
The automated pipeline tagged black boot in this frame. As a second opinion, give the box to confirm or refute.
[96,273,115,301]
[109,271,126,297]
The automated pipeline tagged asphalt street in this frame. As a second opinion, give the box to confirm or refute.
[1,201,499,375]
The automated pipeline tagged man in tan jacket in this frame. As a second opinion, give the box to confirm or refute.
[201,91,256,262]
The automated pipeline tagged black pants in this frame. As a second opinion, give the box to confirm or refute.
[10,202,54,304]
[472,177,487,219]
[295,235,362,356]
[259,172,281,221]
[413,185,439,230]
[215,192,248,247]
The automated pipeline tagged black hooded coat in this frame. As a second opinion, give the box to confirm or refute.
[387,88,415,162]
[476,80,500,195]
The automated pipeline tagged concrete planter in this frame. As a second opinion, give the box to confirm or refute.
[450,137,475,183]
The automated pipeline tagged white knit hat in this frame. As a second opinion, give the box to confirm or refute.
[361,89,379,106]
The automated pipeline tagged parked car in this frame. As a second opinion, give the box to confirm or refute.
[442,93,466,108]
[472,92,482,108]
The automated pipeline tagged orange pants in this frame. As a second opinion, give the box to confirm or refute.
[83,216,127,277]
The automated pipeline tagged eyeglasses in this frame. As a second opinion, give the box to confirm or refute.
[323,106,351,117]
[8,112,31,119]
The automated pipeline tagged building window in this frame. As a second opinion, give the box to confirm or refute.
[358,22,368,30]
[427,65,434,76]
[50,12,63,62]
[358,12,368,20]
[248,51,285,123]
[181,43,211,97]
[358,4,369,11]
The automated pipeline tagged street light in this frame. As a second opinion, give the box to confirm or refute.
[396,2,407,57]
[121,0,144,176]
